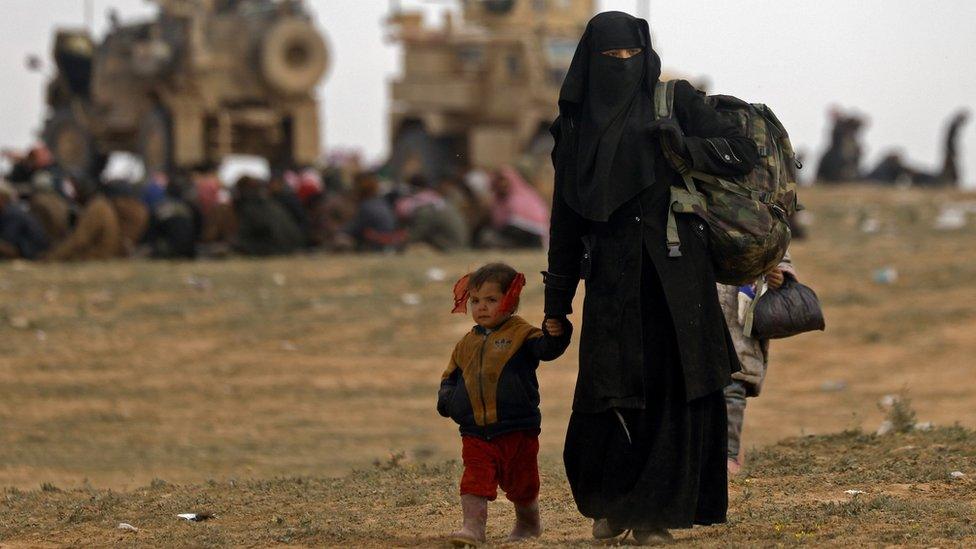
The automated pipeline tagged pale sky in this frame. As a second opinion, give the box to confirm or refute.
[1,1,974,186]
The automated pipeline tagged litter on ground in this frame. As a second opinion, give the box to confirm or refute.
[177,513,215,522]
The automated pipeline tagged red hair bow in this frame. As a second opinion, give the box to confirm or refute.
[451,272,526,315]
[452,273,472,314]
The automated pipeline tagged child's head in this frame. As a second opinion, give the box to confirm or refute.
[467,263,521,329]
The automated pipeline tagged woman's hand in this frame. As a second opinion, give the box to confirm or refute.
[544,318,565,337]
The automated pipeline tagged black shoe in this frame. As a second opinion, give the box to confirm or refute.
[632,528,673,545]
[592,518,625,540]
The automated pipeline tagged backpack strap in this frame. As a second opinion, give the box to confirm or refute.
[654,80,675,121]
[743,276,767,339]
[656,80,704,258]
[654,81,692,174]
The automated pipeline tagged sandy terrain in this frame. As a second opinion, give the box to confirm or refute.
[0,185,974,546]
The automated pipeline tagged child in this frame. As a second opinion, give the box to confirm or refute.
[719,252,797,475]
[438,263,571,547]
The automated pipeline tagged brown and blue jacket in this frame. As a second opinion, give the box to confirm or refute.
[438,315,572,440]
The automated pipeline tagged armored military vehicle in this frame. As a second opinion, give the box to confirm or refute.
[386,0,594,184]
[43,0,329,178]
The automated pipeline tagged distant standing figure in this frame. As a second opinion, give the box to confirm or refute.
[815,109,865,183]
[939,110,969,185]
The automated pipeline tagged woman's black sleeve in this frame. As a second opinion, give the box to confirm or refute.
[544,117,585,316]
[673,80,759,176]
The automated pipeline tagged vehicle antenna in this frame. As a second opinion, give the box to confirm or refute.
[85,0,94,32]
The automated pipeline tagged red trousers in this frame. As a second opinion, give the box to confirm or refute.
[460,430,540,505]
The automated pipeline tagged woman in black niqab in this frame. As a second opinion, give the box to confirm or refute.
[544,10,760,545]
[557,11,662,222]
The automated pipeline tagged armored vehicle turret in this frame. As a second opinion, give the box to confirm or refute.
[43,0,329,177]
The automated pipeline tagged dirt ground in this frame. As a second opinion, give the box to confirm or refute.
[1,427,975,547]
[1,185,975,546]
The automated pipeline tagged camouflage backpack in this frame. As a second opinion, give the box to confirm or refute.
[654,80,800,285]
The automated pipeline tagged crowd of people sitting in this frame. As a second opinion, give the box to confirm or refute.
[0,145,552,261]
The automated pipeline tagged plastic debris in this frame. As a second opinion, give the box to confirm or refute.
[177,513,215,522]
[820,380,848,392]
[950,471,966,479]
[9,316,30,330]
[87,290,115,307]
[872,267,898,285]
[844,490,866,496]
[860,217,881,234]
[401,293,422,306]
[44,288,59,303]
[426,267,447,282]
[913,421,933,431]
[117,523,139,532]
[934,206,967,231]
[876,420,895,436]
[184,275,213,291]
[879,394,899,407]
[272,273,287,286]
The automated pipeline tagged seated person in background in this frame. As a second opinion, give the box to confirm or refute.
[104,180,149,256]
[22,176,72,245]
[344,172,403,252]
[436,173,488,242]
[146,175,198,259]
[270,171,310,241]
[478,167,549,249]
[45,182,124,261]
[232,176,305,256]
[0,181,49,260]
[194,171,237,249]
[5,145,70,199]
[303,174,356,251]
[395,174,469,252]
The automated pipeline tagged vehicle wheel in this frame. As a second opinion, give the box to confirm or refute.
[140,107,172,175]
[43,108,96,177]
[261,19,329,96]
[389,123,458,183]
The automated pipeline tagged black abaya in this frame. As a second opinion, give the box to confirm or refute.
[545,11,757,533]
[563,249,728,530]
